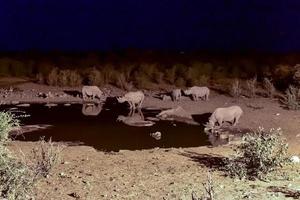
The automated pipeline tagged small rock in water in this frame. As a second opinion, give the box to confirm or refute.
[17,103,30,107]
[64,103,71,106]
[45,103,58,107]
[290,155,300,163]
[150,131,162,140]
[11,101,19,105]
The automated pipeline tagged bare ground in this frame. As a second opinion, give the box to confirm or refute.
[2,78,300,200]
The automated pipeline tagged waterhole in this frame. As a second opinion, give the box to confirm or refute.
[2,99,230,151]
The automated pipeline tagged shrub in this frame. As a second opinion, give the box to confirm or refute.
[47,68,82,87]
[0,112,35,199]
[116,73,133,91]
[175,77,186,87]
[30,138,63,178]
[230,79,242,98]
[225,127,288,180]
[36,73,44,84]
[67,70,82,86]
[263,78,276,98]
[0,145,36,200]
[246,76,257,98]
[0,112,19,141]
[164,67,177,84]
[57,70,82,87]
[47,67,59,86]
[191,171,216,200]
[87,67,103,86]
[281,85,300,110]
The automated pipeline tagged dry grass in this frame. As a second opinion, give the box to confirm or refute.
[0,111,19,141]
[30,137,64,178]
[281,85,300,110]
[246,76,257,98]
[192,171,216,200]
[230,79,242,98]
[263,77,276,98]
[0,144,36,200]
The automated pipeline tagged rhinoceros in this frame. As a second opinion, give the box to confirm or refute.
[82,86,103,100]
[117,91,145,110]
[171,89,182,101]
[208,105,243,127]
[183,86,209,101]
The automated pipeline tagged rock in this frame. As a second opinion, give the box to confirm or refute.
[64,103,71,106]
[290,155,300,163]
[161,94,171,101]
[45,103,58,107]
[68,192,81,199]
[47,92,54,98]
[150,131,162,140]
[37,92,47,98]
[156,106,192,119]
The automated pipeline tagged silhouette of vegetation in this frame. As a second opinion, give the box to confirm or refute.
[0,51,299,90]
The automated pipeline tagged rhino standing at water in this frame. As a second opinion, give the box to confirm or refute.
[183,86,210,101]
[82,86,103,100]
[208,105,243,128]
[117,91,145,110]
[171,89,182,101]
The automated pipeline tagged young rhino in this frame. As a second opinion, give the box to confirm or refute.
[183,86,209,101]
[171,89,182,101]
[82,86,103,100]
[117,91,145,110]
[208,105,243,127]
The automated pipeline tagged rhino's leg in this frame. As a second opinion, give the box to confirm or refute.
[192,94,196,101]
[83,93,88,101]
[217,119,223,127]
[233,116,239,126]
[138,97,144,108]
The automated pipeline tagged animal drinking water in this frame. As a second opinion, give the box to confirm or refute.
[207,105,243,128]
[82,86,103,100]
[117,91,145,111]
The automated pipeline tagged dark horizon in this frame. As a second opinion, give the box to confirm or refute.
[1,0,300,53]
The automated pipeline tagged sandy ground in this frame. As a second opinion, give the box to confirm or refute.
[1,78,300,200]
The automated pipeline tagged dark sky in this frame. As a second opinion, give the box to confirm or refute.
[1,0,300,52]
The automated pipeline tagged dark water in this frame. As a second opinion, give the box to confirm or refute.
[1,99,214,151]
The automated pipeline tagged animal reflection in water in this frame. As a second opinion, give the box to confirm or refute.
[81,103,103,116]
[117,109,155,127]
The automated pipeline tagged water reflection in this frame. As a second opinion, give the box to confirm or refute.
[116,109,155,127]
[82,103,102,116]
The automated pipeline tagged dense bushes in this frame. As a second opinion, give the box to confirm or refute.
[225,127,288,180]
[0,112,63,199]
[0,54,298,90]
[0,112,19,141]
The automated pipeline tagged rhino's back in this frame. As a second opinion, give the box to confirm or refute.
[124,91,144,102]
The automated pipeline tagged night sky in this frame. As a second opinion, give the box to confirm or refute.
[1,0,300,52]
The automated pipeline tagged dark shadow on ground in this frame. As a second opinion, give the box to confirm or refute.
[267,186,300,199]
[191,113,212,125]
[63,90,82,97]
[179,151,227,171]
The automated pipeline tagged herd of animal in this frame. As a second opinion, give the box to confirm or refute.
[81,85,243,130]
